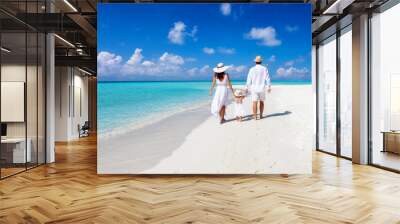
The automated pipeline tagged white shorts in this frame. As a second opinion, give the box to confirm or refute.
[251,91,265,102]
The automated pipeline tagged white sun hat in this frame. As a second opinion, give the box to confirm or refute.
[254,55,262,63]
[213,62,230,73]
[234,89,245,97]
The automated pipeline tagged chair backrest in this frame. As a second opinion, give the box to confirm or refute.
[82,121,90,129]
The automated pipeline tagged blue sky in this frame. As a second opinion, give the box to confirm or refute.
[98,3,311,81]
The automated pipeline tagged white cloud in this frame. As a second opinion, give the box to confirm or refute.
[189,26,198,41]
[203,47,235,55]
[245,27,282,47]
[276,66,308,78]
[127,48,143,65]
[218,47,235,55]
[142,60,155,66]
[159,52,184,65]
[227,64,247,74]
[220,3,231,16]
[167,21,197,45]
[168,21,186,45]
[187,64,247,78]
[186,65,211,76]
[98,49,186,78]
[285,25,299,32]
[187,68,198,76]
[203,47,215,54]
[97,51,122,76]
[97,51,122,67]
[200,65,210,74]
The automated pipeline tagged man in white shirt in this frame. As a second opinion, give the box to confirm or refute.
[246,56,271,120]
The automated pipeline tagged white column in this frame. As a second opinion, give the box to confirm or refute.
[45,0,56,163]
[352,14,369,164]
[46,32,55,163]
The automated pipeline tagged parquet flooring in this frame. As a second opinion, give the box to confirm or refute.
[1,134,400,223]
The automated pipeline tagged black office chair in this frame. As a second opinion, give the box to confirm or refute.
[78,121,90,138]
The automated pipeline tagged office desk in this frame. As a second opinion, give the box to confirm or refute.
[1,138,31,163]
[382,131,400,154]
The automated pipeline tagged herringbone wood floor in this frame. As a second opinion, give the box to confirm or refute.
[1,135,400,224]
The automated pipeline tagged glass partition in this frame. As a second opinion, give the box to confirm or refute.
[370,3,400,171]
[0,1,46,179]
[339,26,352,158]
[1,30,28,177]
[27,30,38,169]
[317,35,337,154]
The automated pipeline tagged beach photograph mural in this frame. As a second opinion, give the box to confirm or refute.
[97,3,312,174]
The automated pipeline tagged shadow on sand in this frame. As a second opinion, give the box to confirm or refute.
[264,110,292,118]
[223,110,292,123]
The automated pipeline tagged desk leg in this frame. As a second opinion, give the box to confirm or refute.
[382,133,386,153]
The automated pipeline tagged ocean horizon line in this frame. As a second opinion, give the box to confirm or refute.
[98,80,312,84]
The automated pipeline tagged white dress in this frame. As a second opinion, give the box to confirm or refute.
[211,76,229,117]
[234,102,245,117]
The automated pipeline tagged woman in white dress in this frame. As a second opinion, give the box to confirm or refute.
[209,63,234,124]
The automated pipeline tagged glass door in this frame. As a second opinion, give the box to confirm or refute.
[317,35,337,154]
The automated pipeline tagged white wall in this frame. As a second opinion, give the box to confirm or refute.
[1,65,26,139]
[1,64,25,81]
[55,67,70,141]
[71,73,89,138]
[1,82,25,122]
[1,65,41,137]
[54,67,89,141]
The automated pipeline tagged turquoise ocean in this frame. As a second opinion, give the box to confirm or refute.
[98,81,311,135]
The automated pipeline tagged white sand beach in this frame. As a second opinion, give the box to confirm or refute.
[98,85,313,174]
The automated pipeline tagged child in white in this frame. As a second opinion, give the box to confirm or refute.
[234,89,246,122]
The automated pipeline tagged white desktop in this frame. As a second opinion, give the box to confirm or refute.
[1,138,32,163]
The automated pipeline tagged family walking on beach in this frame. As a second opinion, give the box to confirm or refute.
[210,55,272,124]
